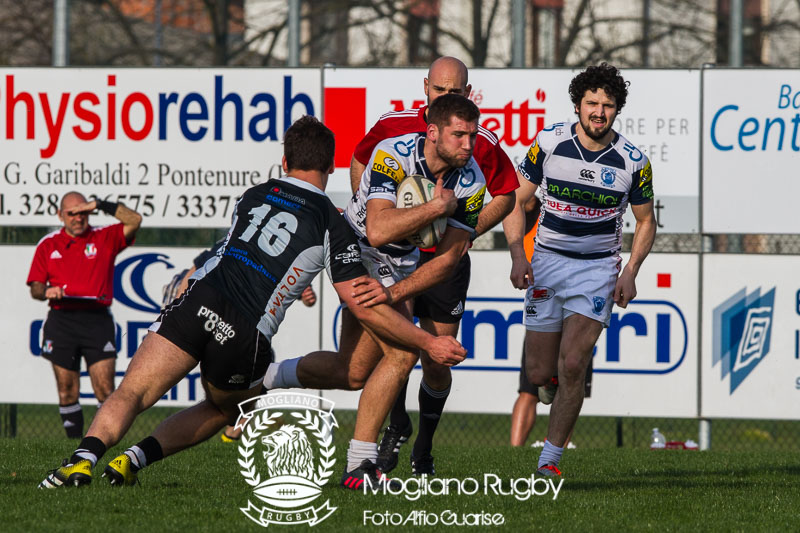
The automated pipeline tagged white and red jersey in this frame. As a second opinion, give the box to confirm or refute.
[27,224,130,309]
[353,105,518,198]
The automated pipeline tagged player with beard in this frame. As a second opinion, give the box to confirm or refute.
[349,56,517,477]
[263,94,487,487]
[503,63,656,475]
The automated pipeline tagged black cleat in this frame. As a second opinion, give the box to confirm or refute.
[376,421,412,473]
[410,453,435,476]
[340,460,401,491]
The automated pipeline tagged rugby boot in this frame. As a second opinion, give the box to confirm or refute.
[538,376,559,405]
[536,463,562,477]
[376,421,412,473]
[102,453,139,486]
[38,459,92,488]
[410,453,435,476]
[340,460,401,491]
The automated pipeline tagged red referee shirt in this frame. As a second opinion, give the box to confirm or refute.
[353,105,518,252]
[27,223,130,310]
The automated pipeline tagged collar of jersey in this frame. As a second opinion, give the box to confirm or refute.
[279,175,325,196]
[569,122,620,164]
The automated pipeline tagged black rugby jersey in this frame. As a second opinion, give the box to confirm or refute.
[194,176,366,341]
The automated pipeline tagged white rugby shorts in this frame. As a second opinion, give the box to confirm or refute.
[524,250,620,332]
[359,244,418,288]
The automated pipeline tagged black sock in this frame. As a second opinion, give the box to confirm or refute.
[59,403,83,439]
[389,379,412,430]
[70,436,107,466]
[412,379,450,458]
[128,436,164,469]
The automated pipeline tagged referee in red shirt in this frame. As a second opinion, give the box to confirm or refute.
[27,192,142,438]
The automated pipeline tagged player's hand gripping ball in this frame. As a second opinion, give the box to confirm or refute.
[396,174,447,248]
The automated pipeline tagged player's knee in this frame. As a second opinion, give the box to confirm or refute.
[344,372,367,390]
[560,355,586,381]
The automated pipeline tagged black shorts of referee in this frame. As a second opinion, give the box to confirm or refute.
[41,308,117,371]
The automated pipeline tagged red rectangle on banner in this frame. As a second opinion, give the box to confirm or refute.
[657,273,671,288]
[324,87,366,168]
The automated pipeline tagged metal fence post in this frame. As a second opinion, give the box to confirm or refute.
[699,419,711,450]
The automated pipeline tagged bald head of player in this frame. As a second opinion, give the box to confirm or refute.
[424,56,472,108]
[58,191,91,238]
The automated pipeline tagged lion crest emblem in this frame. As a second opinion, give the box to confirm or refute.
[261,424,315,479]
[237,393,338,527]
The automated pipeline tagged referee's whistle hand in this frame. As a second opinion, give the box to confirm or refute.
[45,286,65,300]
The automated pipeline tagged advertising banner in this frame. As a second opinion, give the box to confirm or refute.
[0,68,321,228]
[702,69,800,233]
[0,244,321,406]
[319,251,699,418]
[324,68,700,232]
[701,254,800,419]
[2,244,697,418]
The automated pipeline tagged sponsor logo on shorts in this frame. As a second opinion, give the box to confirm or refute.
[335,244,361,264]
[377,266,391,278]
[527,286,555,302]
[525,304,537,317]
[592,296,606,315]
[451,301,464,316]
[42,339,53,354]
[197,305,236,345]
[229,374,246,385]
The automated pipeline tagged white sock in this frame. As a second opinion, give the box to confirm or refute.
[262,358,302,389]
[347,439,378,472]
[538,439,564,469]
[125,446,146,470]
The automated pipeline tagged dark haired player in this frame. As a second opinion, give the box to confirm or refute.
[504,63,656,475]
[349,56,518,476]
[40,116,465,489]
[27,192,142,438]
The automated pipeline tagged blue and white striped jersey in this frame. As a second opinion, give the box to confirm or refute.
[518,122,654,259]
[344,132,488,256]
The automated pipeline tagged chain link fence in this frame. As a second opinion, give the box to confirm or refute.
[2,230,799,450]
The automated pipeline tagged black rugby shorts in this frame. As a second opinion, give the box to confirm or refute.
[151,280,273,391]
[413,251,471,324]
[41,308,117,371]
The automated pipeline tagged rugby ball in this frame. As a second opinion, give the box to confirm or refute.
[396,174,448,248]
[253,475,322,509]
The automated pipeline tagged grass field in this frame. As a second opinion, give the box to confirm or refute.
[1,429,799,532]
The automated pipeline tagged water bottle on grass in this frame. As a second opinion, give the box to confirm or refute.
[650,427,666,449]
